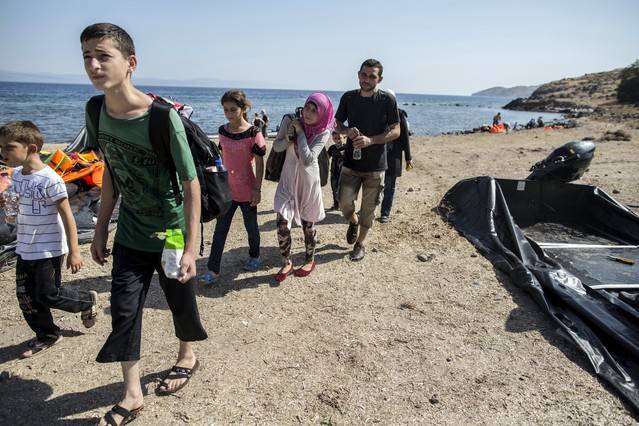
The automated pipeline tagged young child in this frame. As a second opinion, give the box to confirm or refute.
[0,120,97,359]
[327,131,346,210]
[81,23,207,425]
[199,90,266,285]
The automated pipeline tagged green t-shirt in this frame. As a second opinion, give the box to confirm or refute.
[86,104,196,252]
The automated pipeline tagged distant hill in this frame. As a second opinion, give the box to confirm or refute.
[0,69,271,89]
[503,68,624,112]
[472,85,539,99]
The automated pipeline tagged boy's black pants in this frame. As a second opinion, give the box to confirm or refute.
[16,255,93,343]
[96,243,208,363]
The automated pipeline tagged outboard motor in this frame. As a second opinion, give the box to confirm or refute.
[527,140,596,183]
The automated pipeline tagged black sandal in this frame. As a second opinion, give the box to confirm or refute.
[156,359,200,396]
[99,404,143,426]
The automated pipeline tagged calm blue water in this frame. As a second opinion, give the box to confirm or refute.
[0,82,561,144]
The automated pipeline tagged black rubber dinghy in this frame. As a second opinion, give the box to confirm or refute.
[439,176,639,412]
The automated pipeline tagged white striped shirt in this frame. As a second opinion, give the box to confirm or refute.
[12,166,68,260]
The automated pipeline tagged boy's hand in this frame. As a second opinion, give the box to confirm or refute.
[67,251,83,273]
[250,189,261,207]
[178,250,197,283]
[90,228,111,265]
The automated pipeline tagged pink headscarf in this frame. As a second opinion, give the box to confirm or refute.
[301,92,335,145]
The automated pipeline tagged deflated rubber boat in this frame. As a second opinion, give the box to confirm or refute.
[438,141,638,412]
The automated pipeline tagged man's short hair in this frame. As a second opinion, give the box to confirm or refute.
[360,58,384,77]
[0,120,44,151]
[80,23,135,57]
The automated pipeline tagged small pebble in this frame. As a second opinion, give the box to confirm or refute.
[429,394,440,404]
[612,189,620,194]
[470,253,478,258]
[407,187,414,192]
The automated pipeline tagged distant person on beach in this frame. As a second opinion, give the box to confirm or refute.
[0,120,98,359]
[334,58,400,261]
[526,118,536,129]
[253,113,265,132]
[327,131,346,210]
[537,116,545,128]
[261,109,269,138]
[272,92,333,282]
[198,90,266,286]
[380,104,413,223]
[492,112,502,126]
[81,23,207,425]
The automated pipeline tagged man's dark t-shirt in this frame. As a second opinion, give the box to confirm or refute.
[334,89,400,172]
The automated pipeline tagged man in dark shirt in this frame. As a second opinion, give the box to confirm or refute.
[334,58,400,261]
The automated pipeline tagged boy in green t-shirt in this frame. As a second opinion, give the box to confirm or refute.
[80,23,207,425]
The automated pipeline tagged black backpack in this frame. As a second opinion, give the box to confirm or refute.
[86,95,232,252]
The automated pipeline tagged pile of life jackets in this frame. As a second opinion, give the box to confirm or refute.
[45,149,104,187]
[488,123,506,134]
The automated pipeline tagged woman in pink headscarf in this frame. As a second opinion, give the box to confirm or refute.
[272,92,334,282]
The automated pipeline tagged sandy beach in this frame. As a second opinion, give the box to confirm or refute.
[1,117,638,424]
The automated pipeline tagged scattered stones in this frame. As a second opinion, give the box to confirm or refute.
[417,254,435,262]
[600,129,631,141]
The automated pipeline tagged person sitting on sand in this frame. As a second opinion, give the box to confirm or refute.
[0,120,97,359]
[537,116,545,128]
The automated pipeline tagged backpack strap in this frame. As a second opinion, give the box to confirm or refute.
[149,100,183,205]
[86,95,119,198]
[86,95,104,135]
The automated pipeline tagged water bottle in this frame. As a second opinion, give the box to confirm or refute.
[1,175,19,224]
[351,128,362,160]
[215,159,226,172]
[154,229,185,279]
[353,147,362,160]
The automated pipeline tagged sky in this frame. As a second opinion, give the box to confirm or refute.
[1,0,638,95]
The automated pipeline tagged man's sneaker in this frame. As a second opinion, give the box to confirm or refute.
[379,215,390,224]
[350,242,365,261]
[243,257,261,272]
[198,271,219,286]
[346,222,359,244]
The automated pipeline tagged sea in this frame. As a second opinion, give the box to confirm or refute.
[0,82,561,144]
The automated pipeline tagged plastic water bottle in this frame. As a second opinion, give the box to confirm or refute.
[352,147,362,160]
[2,189,19,224]
[1,175,19,224]
[154,229,185,279]
[215,159,226,172]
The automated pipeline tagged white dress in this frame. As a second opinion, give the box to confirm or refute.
[273,117,329,227]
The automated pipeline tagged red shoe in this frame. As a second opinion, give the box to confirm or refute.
[275,264,294,282]
[293,261,316,277]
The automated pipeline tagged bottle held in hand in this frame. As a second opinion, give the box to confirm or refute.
[0,174,19,224]
[154,229,185,279]
[351,128,362,160]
